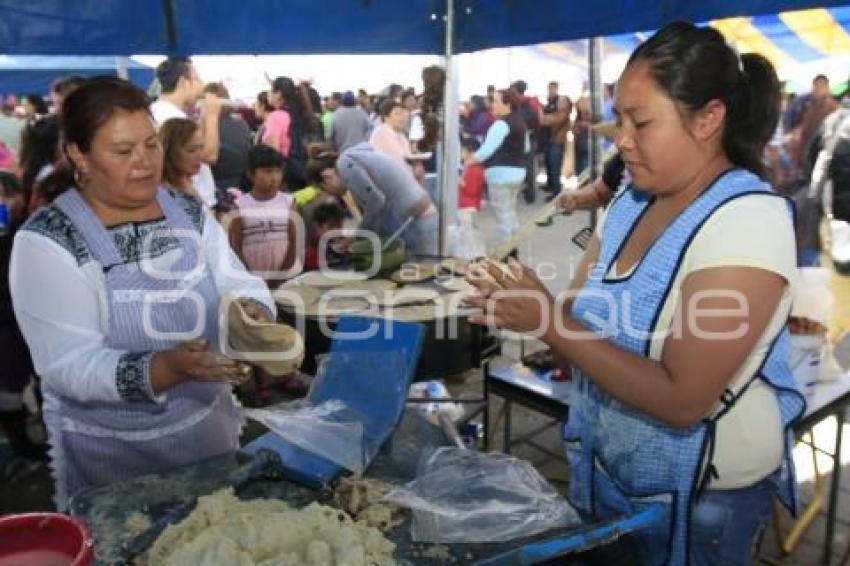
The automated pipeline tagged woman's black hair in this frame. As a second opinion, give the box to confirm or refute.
[19,114,60,204]
[25,93,49,115]
[461,137,481,152]
[61,77,152,154]
[42,77,152,202]
[378,99,401,119]
[312,201,345,226]
[470,95,488,115]
[305,144,338,186]
[247,144,285,172]
[628,21,780,178]
[271,76,317,160]
[256,91,274,113]
[0,170,21,199]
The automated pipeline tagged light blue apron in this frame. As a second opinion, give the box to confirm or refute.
[567,169,806,565]
[50,188,241,509]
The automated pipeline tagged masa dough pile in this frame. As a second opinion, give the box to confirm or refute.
[147,488,395,566]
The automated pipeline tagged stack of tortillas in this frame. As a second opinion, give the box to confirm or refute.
[438,257,470,276]
[317,279,399,316]
[273,285,322,312]
[293,270,368,287]
[226,299,304,376]
[382,291,472,321]
[389,262,440,284]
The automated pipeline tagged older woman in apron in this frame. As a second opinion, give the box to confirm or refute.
[467,23,804,566]
[10,78,275,510]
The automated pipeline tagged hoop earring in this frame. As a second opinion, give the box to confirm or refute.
[73,168,88,189]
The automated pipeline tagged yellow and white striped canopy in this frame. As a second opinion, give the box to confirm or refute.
[536,6,850,84]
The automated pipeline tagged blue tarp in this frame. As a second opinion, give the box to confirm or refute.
[0,56,153,95]
[1,1,849,56]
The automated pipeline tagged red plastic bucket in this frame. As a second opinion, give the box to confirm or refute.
[0,513,93,566]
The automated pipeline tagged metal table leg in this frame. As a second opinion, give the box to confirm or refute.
[503,399,512,454]
[823,409,846,566]
[483,362,490,452]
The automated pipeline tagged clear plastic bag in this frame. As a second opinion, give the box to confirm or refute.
[447,213,486,260]
[245,348,410,475]
[244,399,366,473]
[384,447,580,542]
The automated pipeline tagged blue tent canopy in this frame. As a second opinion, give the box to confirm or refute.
[1,1,849,56]
[0,56,153,95]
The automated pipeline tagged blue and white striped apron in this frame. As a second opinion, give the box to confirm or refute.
[567,169,806,565]
[50,187,241,509]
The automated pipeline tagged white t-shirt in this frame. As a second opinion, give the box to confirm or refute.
[150,99,218,208]
[150,98,186,125]
[599,193,796,489]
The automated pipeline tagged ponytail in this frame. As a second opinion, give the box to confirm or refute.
[33,164,75,205]
[722,53,781,178]
[629,22,781,179]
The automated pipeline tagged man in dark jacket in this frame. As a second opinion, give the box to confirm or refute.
[511,80,542,203]
[204,83,252,195]
[540,81,572,200]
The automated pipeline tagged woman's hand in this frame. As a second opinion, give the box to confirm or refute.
[464,258,556,335]
[157,339,252,387]
[555,191,579,214]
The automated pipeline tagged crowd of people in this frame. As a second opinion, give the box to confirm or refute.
[0,20,846,563]
[0,57,555,504]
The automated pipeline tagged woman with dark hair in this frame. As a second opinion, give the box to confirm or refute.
[466,22,802,565]
[467,88,527,247]
[158,118,204,200]
[264,76,313,190]
[19,114,61,211]
[9,77,275,509]
[22,94,49,118]
[0,171,44,461]
[306,142,438,255]
[464,95,494,142]
[253,91,274,145]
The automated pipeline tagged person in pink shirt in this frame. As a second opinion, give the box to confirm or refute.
[369,99,425,182]
[263,98,291,157]
[228,145,301,283]
[263,76,313,190]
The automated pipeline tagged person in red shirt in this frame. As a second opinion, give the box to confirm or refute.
[459,138,485,211]
[456,138,487,257]
[302,200,346,271]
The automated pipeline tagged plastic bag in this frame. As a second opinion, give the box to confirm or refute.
[384,447,580,542]
[447,212,486,260]
[407,380,466,425]
[245,348,411,475]
[308,349,410,471]
[244,399,366,473]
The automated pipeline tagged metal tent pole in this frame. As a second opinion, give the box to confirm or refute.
[588,36,604,228]
[115,57,129,80]
[438,0,460,256]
